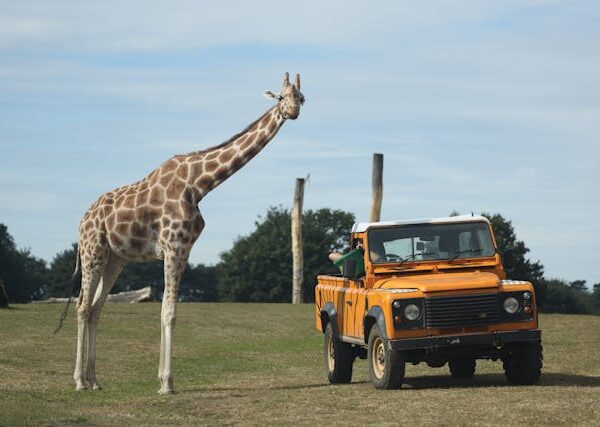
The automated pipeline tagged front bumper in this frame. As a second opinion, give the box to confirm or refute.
[388,329,541,351]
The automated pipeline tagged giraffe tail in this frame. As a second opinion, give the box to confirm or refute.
[53,247,82,335]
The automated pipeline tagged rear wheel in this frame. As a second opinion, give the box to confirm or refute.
[449,358,476,378]
[324,323,353,384]
[367,324,405,389]
[503,342,543,385]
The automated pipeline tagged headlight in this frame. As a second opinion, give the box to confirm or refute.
[503,297,520,314]
[404,304,421,320]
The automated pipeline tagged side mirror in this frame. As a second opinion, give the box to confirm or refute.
[343,258,357,279]
[502,248,515,272]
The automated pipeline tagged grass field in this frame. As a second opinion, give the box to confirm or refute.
[1,304,598,426]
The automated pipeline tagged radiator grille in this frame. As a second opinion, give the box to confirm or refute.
[425,293,499,328]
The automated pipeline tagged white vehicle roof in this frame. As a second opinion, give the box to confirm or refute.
[351,215,490,233]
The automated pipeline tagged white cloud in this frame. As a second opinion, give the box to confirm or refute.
[0,1,566,52]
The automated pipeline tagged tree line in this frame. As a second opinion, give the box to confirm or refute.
[0,210,599,314]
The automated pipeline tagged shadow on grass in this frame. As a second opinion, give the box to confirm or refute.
[187,380,370,393]
[189,373,599,394]
[403,372,600,390]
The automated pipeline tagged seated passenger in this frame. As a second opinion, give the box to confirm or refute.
[329,241,365,277]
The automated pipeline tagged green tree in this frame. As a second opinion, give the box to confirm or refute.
[48,244,78,297]
[592,284,600,315]
[116,261,164,293]
[116,261,217,301]
[181,264,219,302]
[217,206,354,302]
[0,224,49,302]
[482,213,545,305]
[569,280,587,292]
[541,278,589,314]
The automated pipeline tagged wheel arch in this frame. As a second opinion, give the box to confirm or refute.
[364,305,388,344]
[320,302,340,339]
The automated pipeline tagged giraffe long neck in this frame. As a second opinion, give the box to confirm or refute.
[184,105,286,201]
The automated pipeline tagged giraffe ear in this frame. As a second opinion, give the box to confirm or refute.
[264,91,282,101]
[283,72,290,87]
[294,74,300,90]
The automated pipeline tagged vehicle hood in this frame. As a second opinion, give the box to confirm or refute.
[375,271,500,293]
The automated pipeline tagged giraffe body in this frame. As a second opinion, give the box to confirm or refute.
[71,73,304,394]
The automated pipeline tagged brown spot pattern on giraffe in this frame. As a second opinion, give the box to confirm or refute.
[219,148,235,163]
[159,173,174,187]
[205,160,218,173]
[166,179,186,200]
[176,164,188,181]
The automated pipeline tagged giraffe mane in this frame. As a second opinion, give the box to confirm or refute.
[183,105,278,157]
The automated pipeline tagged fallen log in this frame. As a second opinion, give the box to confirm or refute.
[33,286,155,304]
[107,286,154,303]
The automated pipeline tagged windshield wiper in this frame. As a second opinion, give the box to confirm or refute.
[448,248,483,261]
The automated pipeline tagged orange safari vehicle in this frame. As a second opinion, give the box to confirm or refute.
[315,215,542,389]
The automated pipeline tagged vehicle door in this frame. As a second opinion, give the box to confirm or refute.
[342,279,367,339]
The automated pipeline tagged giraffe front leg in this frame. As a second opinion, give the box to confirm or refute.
[158,252,186,395]
[159,302,176,395]
[158,322,165,382]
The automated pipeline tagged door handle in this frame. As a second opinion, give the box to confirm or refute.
[346,300,352,305]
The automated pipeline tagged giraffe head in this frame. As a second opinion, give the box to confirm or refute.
[264,72,305,120]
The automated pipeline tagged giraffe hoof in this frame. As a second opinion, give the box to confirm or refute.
[158,387,176,395]
[91,383,102,391]
[75,384,87,392]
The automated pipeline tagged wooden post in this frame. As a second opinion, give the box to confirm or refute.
[370,153,384,222]
[291,178,305,304]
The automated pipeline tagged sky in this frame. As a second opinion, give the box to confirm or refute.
[1,1,599,286]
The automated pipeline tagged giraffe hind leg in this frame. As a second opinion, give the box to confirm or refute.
[74,262,102,391]
[86,255,125,390]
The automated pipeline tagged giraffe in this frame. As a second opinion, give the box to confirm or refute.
[65,73,304,394]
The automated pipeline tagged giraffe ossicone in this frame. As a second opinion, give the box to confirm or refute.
[64,73,304,394]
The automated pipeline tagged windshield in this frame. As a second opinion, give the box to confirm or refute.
[367,221,495,264]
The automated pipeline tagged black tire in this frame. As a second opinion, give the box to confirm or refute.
[449,358,476,378]
[503,342,543,385]
[367,324,405,389]
[324,323,353,384]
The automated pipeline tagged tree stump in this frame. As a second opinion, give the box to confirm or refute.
[0,279,9,308]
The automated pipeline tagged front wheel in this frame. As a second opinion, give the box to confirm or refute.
[367,324,405,389]
[503,342,543,385]
[324,323,353,384]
